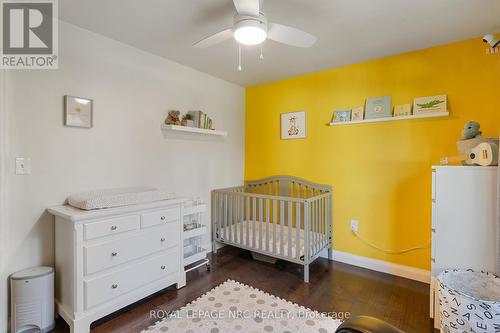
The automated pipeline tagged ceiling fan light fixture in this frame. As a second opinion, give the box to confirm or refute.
[233,20,267,45]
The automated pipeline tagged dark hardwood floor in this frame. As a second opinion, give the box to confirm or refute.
[51,247,434,333]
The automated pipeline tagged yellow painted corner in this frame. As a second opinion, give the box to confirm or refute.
[244,37,500,270]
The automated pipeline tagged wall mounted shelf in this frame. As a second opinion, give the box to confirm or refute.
[161,124,227,136]
[329,111,449,126]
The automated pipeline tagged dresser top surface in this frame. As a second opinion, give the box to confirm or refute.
[432,165,497,171]
[48,198,188,222]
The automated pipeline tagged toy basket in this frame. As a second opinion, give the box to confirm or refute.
[437,269,500,333]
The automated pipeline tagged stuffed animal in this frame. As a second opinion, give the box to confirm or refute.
[461,120,482,140]
[165,110,181,125]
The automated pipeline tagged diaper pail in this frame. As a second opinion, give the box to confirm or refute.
[10,266,55,333]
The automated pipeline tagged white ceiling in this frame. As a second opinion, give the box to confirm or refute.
[60,0,500,87]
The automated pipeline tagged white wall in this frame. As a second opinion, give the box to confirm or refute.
[1,68,10,332]
[1,21,245,330]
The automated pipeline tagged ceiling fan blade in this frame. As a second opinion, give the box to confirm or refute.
[267,23,317,48]
[193,29,233,48]
[233,0,259,17]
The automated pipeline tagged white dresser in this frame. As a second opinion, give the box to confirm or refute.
[430,166,498,329]
[48,199,188,333]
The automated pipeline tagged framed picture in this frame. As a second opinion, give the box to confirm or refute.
[64,95,93,128]
[413,95,447,114]
[281,111,306,139]
[331,110,352,123]
[393,104,412,117]
[351,106,364,121]
[365,96,392,119]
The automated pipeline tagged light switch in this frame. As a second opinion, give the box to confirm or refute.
[15,157,31,175]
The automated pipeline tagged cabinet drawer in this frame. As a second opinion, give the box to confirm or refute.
[84,215,139,241]
[84,223,179,275]
[142,207,179,228]
[84,248,179,309]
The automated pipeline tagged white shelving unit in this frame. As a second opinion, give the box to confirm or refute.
[182,201,209,272]
[329,111,449,126]
[161,124,228,136]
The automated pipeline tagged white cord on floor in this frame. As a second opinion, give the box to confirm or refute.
[352,230,431,254]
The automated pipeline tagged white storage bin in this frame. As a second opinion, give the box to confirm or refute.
[437,269,500,333]
[10,266,55,333]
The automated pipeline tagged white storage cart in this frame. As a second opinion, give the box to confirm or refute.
[183,199,210,272]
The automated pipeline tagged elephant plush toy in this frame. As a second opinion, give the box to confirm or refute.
[461,120,482,140]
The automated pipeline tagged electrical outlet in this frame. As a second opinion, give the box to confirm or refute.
[350,220,359,232]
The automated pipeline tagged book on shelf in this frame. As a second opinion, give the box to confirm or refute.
[187,110,214,130]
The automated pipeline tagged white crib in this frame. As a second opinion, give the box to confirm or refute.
[212,176,333,282]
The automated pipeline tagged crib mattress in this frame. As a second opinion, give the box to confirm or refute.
[219,220,326,259]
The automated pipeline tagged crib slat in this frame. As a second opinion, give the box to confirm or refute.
[230,193,234,243]
[240,195,244,246]
[304,201,310,263]
[314,198,318,254]
[246,197,250,246]
[273,199,277,255]
[266,198,270,252]
[323,196,327,249]
[252,197,257,248]
[316,197,320,254]
[259,198,263,250]
[235,194,239,244]
[295,201,300,259]
[279,200,284,256]
[287,201,292,258]
[223,194,228,241]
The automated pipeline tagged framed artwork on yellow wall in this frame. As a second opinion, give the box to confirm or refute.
[394,104,412,117]
[413,95,447,114]
[281,111,306,139]
[351,107,364,121]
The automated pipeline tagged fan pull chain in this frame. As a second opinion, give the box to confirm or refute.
[260,44,264,60]
[238,44,242,71]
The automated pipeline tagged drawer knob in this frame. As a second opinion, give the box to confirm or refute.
[160,216,166,221]
[160,237,166,242]
[111,252,118,257]
[161,265,166,270]
[111,225,118,231]
[111,284,118,289]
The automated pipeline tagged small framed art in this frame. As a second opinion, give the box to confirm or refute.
[413,95,447,114]
[331,110,352,123]
[351,107,364,121]
[365,96,392,119]
[281,111,306,139]
[64,95,93,128]
[393,104,412,117]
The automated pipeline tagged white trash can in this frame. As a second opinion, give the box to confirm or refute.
[10,266,55,333]
[437,269,500,333]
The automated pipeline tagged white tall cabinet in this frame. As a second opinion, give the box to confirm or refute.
[430,166,498,329]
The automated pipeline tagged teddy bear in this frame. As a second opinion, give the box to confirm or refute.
[165,110,181,125]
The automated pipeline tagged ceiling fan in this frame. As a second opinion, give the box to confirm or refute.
[193,0,317,49]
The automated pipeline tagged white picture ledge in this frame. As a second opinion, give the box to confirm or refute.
[161,124,228,137]
[329,111,449,126]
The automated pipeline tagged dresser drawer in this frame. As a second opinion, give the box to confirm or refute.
[141,207,179,228]
[84,248,179,309]
[84,215,139,241]
[84,223,179,275]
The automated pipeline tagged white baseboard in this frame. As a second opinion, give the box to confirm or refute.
[320,249,430,284]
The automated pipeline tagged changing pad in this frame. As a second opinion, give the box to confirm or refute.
[67,186,173,210]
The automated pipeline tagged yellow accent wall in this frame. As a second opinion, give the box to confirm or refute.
[245,37,500,270]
